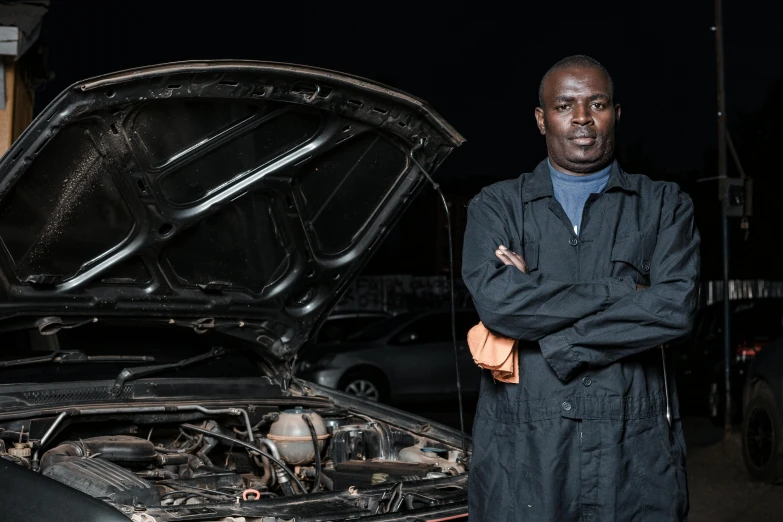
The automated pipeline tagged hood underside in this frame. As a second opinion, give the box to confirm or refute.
[0,61,463,361]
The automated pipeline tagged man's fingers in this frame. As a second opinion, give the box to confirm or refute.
[507,251,529,273]
[514,256,529,274]
[500,245,529,273]
[496,250,515,266]
[497,246,529,273]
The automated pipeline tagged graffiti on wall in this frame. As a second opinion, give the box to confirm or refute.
[700,279,783,307]
[335,275,471,313]
[335,277,783,313]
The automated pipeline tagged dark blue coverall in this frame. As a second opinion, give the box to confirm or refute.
[463,159,700,521]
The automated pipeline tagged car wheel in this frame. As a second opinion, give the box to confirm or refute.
[742,381,783,483]
[338,368,388,402]
[343,379,380,400]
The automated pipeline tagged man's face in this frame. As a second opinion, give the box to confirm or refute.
[535,67,620,175]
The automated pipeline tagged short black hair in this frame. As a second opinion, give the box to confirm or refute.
[538,55,614,107]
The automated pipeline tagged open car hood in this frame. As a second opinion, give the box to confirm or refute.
[0,61,463,363]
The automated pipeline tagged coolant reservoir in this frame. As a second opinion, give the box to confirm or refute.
[8,442,32,458]
[398,443,465,474]
[267,407,329,465]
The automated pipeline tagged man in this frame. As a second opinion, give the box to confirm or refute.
[462,55,700,521]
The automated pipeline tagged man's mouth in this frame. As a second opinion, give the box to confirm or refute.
[569,136,596,146]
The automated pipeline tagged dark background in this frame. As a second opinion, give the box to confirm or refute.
[32,0,783,281]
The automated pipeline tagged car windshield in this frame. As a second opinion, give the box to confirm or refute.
[344,313,419,342]
[315,315,390,343]
[343,310,479,343]
[0,323,266,384]
[698,299,783,342]
[733,301,783,341]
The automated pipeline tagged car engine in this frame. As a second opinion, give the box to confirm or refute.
[0,403,467,519]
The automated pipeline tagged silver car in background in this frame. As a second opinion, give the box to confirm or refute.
[296,309,481,402]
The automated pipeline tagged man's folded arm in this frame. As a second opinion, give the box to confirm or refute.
[539,189,701,382]
[462,189,636,341]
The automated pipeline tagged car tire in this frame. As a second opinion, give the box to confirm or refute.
[338,368,388,402]
[742,380,783,483]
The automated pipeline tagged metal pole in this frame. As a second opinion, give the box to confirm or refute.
[720,196,732,438]
[714,0,732,439]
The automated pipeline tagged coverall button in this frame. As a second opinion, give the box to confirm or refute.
[582,377,592,387]
[562,401,572,411]
[642,262,651,272]
[569,237,578,246]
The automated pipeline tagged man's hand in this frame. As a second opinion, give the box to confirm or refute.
[495,245,528,274]
[495,244,647,289]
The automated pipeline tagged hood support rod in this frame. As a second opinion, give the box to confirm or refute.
[409,139,467,463]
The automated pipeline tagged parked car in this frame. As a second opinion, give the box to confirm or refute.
[296,309,482,403]
[742,334,783,482]
[309,311,392,345]
[0,61,470,521]
[674,299,783,425]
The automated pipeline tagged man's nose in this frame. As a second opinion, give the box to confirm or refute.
[571,104,593,125]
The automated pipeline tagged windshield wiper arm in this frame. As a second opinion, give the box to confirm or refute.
[110,347,226,395]
[0,351,155,369]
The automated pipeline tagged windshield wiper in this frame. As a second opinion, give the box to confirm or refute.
[110,347,226,396]
[0,351,155,369]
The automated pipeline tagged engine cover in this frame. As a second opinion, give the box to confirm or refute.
[43,457,160,506]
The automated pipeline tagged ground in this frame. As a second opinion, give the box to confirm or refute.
[685,416,783,522]
[395,400,783,522]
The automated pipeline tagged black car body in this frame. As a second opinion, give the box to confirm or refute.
[674,298,783,425]
[0,61,471,521]
[742,334,783,482]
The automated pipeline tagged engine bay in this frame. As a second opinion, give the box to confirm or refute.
[0,402,468,521]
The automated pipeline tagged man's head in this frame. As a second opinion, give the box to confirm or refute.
[535,55,620,175]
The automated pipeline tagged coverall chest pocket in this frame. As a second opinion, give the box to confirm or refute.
[610,233,656,285]
[521,241,539,272]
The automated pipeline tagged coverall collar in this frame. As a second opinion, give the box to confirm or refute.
[522,158,637,203]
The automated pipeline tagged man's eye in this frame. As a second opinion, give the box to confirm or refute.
[591,103,605,109]
[555,105,569,111]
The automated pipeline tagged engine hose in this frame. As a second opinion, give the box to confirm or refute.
[157,433,204,454]
[137,470,178,480]
[302,414,321,493]
[180,424,306,494]
[259,439,297,494]
[319,472,334,491]
[253,454,273,487]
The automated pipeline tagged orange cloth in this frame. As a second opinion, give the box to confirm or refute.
[467,322,519,384]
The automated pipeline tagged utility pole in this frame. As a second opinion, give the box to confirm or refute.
[714,0,732,440]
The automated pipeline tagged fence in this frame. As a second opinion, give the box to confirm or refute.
[335,276,783,314]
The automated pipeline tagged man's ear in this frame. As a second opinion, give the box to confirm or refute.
[615,103,622,126]
[535,107,546,135]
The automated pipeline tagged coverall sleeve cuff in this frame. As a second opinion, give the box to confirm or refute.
[609,276,636,302]
[539,330,579,382]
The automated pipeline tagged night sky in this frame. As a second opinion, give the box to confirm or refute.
[33,0,783,281]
